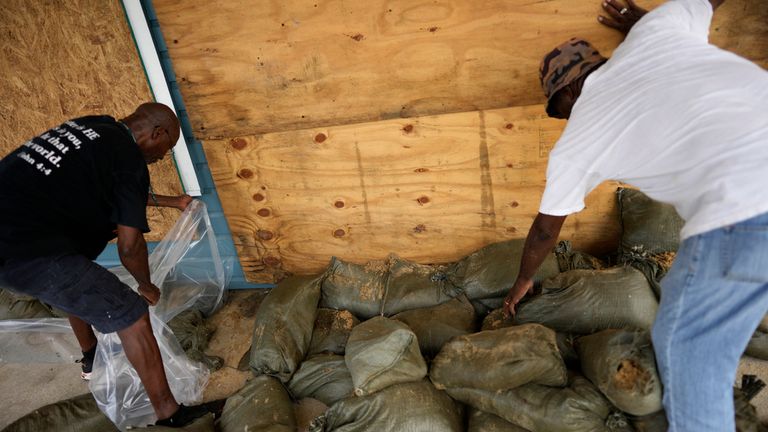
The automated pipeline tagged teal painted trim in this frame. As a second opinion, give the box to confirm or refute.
[98,1,273,290]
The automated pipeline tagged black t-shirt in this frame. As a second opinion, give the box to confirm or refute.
[0,115,150,260]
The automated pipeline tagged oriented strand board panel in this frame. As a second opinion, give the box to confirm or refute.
[156,0,767,139]
[205,105,621,283]
[0,0,185,240]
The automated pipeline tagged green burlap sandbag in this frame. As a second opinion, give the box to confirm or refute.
[555,241,606,272]
[759,315,768,333]
[320,258,388,319]
[617,188,683,256]
[479,311,579,367]
[250,274,322,382]
[0,288,58,320]
[468,409,531,432]
[447,375,614,432]
[631,381,766,432]
[471,297,505,317]
[745,330,768,360]
[2,393,213,432]
[431,324,566,392]
[217,375,296,432]
[381,256,460,316]
[168,309,222,371]
[308,309,359,356]
[392,295,477,357]
[288,354,354,406]
[344,316,427,396]
[515,267,658,334]
[313,380,463,432]
[451,239,561,301]
[578,330,662,416]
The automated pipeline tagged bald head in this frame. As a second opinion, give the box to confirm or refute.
[121,102,181,164]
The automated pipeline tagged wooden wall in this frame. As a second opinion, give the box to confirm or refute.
[154,0,768,282]
[0,0,185,240]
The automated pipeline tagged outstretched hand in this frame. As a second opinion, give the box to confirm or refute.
[598,0,648,34]
[503,277,534,318]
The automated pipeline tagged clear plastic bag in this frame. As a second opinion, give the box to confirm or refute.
[108,199,232,322]
[0,318,79,363]
[88,200,232,430]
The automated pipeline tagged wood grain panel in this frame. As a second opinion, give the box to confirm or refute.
[155,0,767,139]
[204,105,622,282]
[0,0,185,240]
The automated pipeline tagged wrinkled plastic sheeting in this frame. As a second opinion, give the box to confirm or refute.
[90,200,232,430]
[108,199,232,322]
[0,318,79,363]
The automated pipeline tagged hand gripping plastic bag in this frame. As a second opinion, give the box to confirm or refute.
[89,200,232,430]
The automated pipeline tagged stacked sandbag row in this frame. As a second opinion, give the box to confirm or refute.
[617,188,768,362]
[240,267,465,431]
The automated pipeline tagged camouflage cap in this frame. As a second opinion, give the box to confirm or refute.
[539,38,607,103]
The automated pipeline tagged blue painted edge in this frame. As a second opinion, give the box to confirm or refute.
[96,0,273,290]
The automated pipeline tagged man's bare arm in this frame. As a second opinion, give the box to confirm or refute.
[147,194,193,211]
[117,224,160,305]
[503,213,567,317]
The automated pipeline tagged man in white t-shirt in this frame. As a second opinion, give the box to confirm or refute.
[502,0,768,429]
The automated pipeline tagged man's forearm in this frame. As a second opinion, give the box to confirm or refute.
[518,213,567,281]
[147,194,179,208]
[117,225,152,286]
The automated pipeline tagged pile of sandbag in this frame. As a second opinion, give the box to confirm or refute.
[237,187,768,430]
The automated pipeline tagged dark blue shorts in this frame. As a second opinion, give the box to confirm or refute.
[0,254,148,333]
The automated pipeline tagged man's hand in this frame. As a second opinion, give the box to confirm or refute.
[138,282,161,306]
[598,0,647,34]
[175,194,194,211]
[503,277,534,318]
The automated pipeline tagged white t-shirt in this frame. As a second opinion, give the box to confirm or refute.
[539,0,768,239]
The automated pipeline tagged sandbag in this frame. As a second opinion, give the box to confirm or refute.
[288,354,354,406]
[217,375,296,432]
[479,310,579,367]
[315,380,463,432]
[447,375,614,432]
[578,330,662,416]
[515,267,658,334]
[0,288,57,320]
[630,386,766,432]
[555,241,606,272]
[392,295,477,357]
[471,297,505,317]
[431,324,566,392]
[468,409,531,432]
[168,309,222,371]
[320,257,388,319]
[381,256,460,315]
[759,315,768,333]
[250,274,322,382]
[617,188,683,256]
[450,239,561,301]
[308,309,359,356]
[745,330,768,360]
[2,393,213,432]
[344,316,427,396]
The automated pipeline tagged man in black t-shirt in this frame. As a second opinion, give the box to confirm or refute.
[0,103,207,427]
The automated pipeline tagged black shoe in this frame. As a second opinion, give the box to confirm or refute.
[76,344,97,381]
[155,404,210,428]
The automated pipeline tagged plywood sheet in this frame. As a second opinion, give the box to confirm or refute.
[156,0,767,139]
[204,105,621,282]
[0,0,184,240]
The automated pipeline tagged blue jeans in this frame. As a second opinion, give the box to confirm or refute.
[652,212,768,431]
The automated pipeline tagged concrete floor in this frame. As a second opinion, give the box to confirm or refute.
[2,289,768,429]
